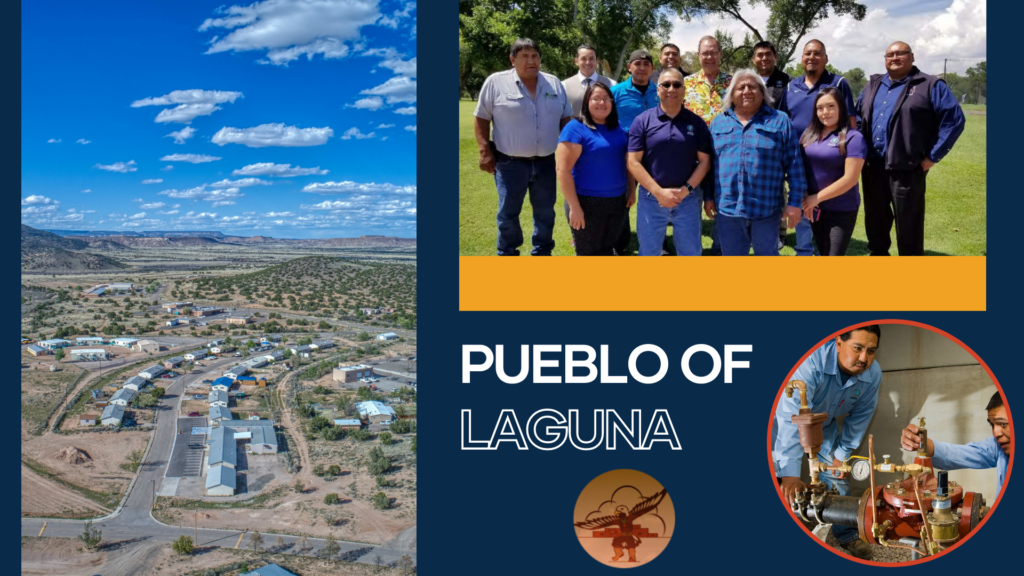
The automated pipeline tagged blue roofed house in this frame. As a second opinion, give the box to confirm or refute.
[240,564,298,576]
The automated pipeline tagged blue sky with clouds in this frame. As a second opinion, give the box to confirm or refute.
[22,0,417,239]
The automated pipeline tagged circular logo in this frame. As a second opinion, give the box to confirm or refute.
[573,469,674,567]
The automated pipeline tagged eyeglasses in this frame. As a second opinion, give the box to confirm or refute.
[884,50,911,59]
[589,97,612,104]
[699,51,720,58]
[659,81,683,89]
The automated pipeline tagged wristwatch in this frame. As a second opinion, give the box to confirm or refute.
[683,183,695,193]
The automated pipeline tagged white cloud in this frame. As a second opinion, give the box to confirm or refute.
[160,153,222,163]
[404,125,416,132]
[158,209,180,215]
[130,212,148,219]
[142,179,164,184]
[379,56,416,77]
[302,181,416,194]
[212,123,333,147]
[360,76,416,104]
[264,211,295,217]
[95,160,138,173]
[350,96,384,110]
[199,0,383,65]
[140,202,166,209]
[232,162,328,177]
[47,138,61,143]
[158,185,244,204]
[180,211,219,221]
[132,89,243,124]
[22,195,58,205]
[341,127,375,140]
[376,123,394,129]
[212,200,237,207]
[22,204,59,214]
[393,106,416,115]
[81,189,92,193]
[209,178,271,187]
[166,126,197,144]
[76,138,91,145]
[162,165,174,171]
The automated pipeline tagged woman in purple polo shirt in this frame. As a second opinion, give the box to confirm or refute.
[799,87,866,256]
[626,68,712,256]
[556,81,634,255]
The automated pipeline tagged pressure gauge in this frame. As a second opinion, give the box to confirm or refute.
[851,459,871,481]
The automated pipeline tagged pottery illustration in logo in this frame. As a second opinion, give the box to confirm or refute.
[573,469,674,567]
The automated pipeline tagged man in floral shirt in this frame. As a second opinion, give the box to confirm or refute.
[684,36,732,255]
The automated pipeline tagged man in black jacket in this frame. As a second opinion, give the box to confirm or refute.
[855,41,965,256]
[752,40,790,110]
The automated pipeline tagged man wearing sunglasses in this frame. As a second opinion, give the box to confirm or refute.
[855,41,965,256]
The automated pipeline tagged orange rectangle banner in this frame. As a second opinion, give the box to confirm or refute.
[459,256,986,311]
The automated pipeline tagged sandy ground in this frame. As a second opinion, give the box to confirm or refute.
[21,465,109,518]
[21,431,150,517]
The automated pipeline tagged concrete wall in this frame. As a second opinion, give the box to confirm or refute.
[873,324,977,371]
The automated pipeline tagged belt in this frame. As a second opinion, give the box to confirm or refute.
[493,147,553,162]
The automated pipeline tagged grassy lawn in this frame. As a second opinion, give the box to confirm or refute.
[459,100,986,256]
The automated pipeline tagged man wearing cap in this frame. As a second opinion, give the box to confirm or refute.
[562,44,617,118]
[474,38,573,256]
[855,41,965,256]
[610,49,660,255]
[779,40,858,257]
[684,36,733,255]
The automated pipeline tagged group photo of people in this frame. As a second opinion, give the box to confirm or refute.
[458,0,987,257]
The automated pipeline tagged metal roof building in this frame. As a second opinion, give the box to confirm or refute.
[207,426,237,468]
[110,337,139,348]
[123,376,147,390]
[333,419,362,428]
[76,336,104,345]
[213,376,234,388]
[376,332,399,341]
[185,350,208,361]
[101,404,125,425]
[70,348,108,361]
[26,345,49,356]
[240,564,297,576]
[209,389,229,406]
[110,388,138,406]
[209,405,233,422]
[310,339,335,350]
[355,400,397,423]
[205,464,236,496]
[138,364,165,379]
[248,426,279,454]
[38,338,72,350]
[224,365,249,379]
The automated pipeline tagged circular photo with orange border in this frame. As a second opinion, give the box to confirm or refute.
[573,469,674,567]
[767,320,1013,565]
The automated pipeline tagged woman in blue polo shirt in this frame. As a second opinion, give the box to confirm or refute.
[627,68,712,256]
[556,81,634,255]
[799,87,866,256]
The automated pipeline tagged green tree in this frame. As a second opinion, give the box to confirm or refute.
[150,387,165,398]
[78,520,102,550]
[368,457,391,475]
[172,535,194,555]
[54,348,65,362]
[380,432,393,445]
[356,331,370,342]
[294,480,305,493]
[373,492,389,510]
[324,493,340,505]
[328,464,341,476]
[321,532,340,557]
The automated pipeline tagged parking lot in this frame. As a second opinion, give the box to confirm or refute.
[166,416,207,478]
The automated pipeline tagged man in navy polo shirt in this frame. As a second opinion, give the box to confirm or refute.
[855,41,965,256]
[779,40,857,257]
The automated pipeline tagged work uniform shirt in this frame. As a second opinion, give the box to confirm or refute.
[778,70,858,139]
[683,69,732,125]
[773,340,883,478]
[858,74,965,162]
[610,77,660,131]
[801,128,867,212]
[932,436,1008,490]
[474,69,573,158]
[762,68,792,110]
[627,105,712,189]
[559,119,629,197]
[709,104,807,219]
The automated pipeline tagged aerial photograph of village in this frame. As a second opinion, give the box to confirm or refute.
[21,2,417,575]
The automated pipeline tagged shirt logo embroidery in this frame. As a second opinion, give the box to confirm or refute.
[853,389,860,396]
[828,136,839,147]
[687,125,695,134]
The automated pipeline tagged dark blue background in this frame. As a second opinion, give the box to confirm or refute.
[419,3,1013,574]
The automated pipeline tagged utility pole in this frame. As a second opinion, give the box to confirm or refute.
[194,509,199,546]
[943,58,947,81]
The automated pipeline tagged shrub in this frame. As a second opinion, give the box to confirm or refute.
[375,474,389,487]
[321,426,344,441]
[293,480,304,493]
[324,493,339,505]
[313,464,325,476]
[327,464,341,476]
[379,432,393,445]
[373,491,389,509]
[348,428,371,441]
[368,458,391,475]
[172,535,194,555]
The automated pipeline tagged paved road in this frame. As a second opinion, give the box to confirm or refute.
[22,351,416,570]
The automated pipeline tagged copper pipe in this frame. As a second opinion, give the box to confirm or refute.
[785,380,809,411]
[869,434,877,528]
[913,479,936,554]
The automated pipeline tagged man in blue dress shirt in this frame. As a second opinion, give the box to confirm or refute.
[774,325,883,559]
[899,391,1011,492]
[855,41,965,256]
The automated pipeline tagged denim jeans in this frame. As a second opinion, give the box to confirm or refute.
[494,154,556,256]
[636,187,702,256]
[818,456,859,545]
[717,211,782,255]
[795,215,816,256]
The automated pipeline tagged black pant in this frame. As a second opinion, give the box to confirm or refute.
[811,210,858,256]
[567,194,627,256]
[862,161,927,256]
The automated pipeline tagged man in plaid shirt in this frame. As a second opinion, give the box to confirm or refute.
[707,70,807,256]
